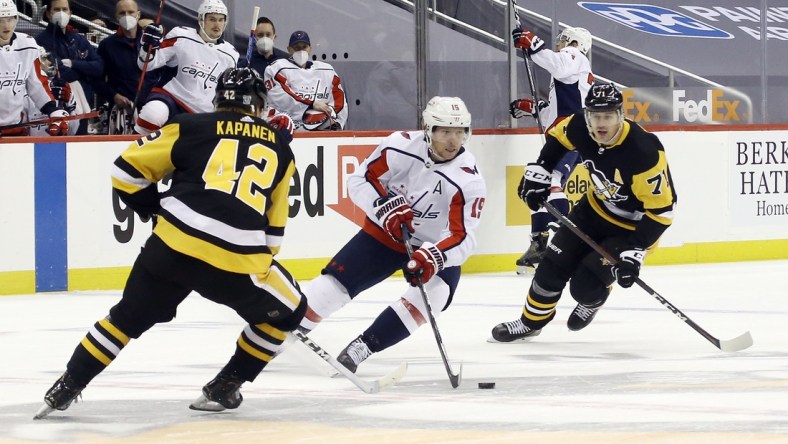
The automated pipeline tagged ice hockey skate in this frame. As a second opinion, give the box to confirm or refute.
[516,231,549,275]
[189,372,244,412]
[567,303,601,331]
[487,318,542,343]
[34,372,85,419]
[337,335,373,373]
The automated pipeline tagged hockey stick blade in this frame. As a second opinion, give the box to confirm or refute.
[718,330,753,352]
[291,330,407,394]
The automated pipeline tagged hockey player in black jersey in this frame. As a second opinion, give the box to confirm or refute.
[34,67,307,419]
[491,83,677,342]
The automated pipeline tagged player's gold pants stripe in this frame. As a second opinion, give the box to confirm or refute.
[80,337,112,366]
[98,319,129,345]
[238,336,274,363]
[252,265,301,311]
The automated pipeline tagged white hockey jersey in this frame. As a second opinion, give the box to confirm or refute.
[263,58,348,131]
[347,130,486,268]
[532,45,593,127]
[139,26,239,113]
[0,32,55,126]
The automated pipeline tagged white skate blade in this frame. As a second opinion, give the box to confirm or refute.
[33,403,55,420]
[515,265,535,276]
[189,394,226,412]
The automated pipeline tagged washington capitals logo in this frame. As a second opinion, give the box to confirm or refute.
[583,160,627,202]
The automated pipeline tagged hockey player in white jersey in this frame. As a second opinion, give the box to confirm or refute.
[133,0,239,134]
[263,30,348,131]
[294,96,486,373]
[510,26,594,273]
[0,0,69,136]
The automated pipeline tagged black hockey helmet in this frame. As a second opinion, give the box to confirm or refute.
[584,82,623,112]
[213,67,267,114]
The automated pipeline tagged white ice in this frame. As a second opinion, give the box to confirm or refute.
[1,260,787,443]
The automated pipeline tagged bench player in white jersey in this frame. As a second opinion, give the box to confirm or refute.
[294,97,486,373]
[510,26,594,273]
[263,30,348,131]
[133,0,239,134]
[0,0,68,136]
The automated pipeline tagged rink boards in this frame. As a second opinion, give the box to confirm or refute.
[1,127,787,294]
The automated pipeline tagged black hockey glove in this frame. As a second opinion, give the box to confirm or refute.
[518,163,551,211]
[612,248,645,288]
[140,24,163,53]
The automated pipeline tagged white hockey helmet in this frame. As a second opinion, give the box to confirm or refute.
[558,27,592,54]
[422,96,472,147]
[197,0,227,20]
[0,0,18,18]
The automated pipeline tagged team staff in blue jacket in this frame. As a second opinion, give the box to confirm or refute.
[36,0,104,134]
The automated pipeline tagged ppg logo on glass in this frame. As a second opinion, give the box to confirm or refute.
[578,2,733,38]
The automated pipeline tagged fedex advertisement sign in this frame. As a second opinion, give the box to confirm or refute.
[578,2,733,38]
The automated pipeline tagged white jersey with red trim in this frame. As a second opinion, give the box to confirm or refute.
[532,45,593,126]
[139,26,239,113]
[0,32,55,126]
[347,130,486,267]
[263,58,348,131]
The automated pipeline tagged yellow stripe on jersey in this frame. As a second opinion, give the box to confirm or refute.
[80,337,112,366]
[98,318,130,346]
[587,194,637,230]
[154,217,273,274]
[265,160,296,256]
[119,124,180,184]
[252,265,302,310]
[547,116,578,150]
[631,151,675,212]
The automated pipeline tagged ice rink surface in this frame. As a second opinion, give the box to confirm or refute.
[1,260,787,443]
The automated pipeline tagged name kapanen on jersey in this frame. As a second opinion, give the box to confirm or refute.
[215,120,277,141]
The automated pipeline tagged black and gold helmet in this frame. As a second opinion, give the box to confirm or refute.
[213,67,267,114]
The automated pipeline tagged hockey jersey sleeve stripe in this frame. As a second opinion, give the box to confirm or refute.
[435,189,468,253]
[274,71,312,106]
[111,163,153,194]
[363,149,391,196]
[331,74,345,112]
[116,124,179,184]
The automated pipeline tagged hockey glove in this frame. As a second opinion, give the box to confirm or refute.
[612,248,645,288]
[47,110,69,136]
[140,24,164,52]
[267,114,294,144]
[373,194,414,243]
[403,242,445,286]
[509,98,547,119]
[512,27,545,54]
[518,163,552,211]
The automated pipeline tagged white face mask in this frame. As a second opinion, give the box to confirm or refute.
[52,11,70,29]
[119,15,137,32]
[292,50,309,67]
[256,36,273,53]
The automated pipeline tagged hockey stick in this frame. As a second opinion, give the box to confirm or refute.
[542,202,753,352]
[401,225,462,388]
[290,330,407,394]
[133,0,167,111]
[245,6,260,66]
[0,111,99,134]
[510,0,545,136]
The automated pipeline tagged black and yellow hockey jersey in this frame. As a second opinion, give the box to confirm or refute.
[538,113,677,249]
[111,111,295,274]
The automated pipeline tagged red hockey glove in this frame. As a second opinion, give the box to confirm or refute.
[612,248,645,288]
[509,98,547,119]
[47,110,69,136]
[518,163,551,211]
[403,242,445,286]
[267,113,294,143]
[374,194,414,243]
[512,27,545,54]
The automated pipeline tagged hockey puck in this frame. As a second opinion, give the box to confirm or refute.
[478,382,496,389]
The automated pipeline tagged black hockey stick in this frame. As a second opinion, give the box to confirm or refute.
[542,202,753,352]
[290,330,407,394]
[510,0,545,135]
[401,225,462,388]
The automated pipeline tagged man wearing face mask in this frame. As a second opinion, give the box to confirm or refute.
[264,30,348,131]
[94,0,164,134]
[239,17,287,75]
[35,0,104,135]
[133,0,239,135]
